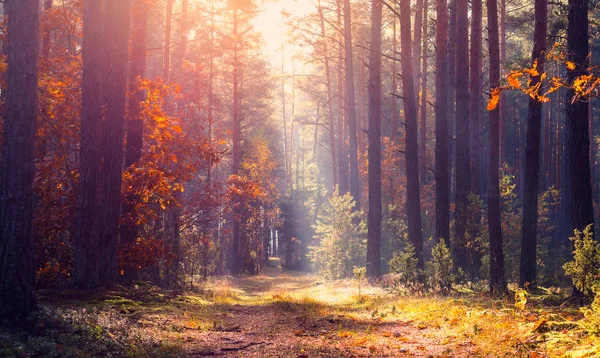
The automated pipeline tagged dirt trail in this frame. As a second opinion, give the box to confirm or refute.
[183,260,470,357]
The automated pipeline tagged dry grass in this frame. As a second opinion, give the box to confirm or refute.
[3,265,599,357]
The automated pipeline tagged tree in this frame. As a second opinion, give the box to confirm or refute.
[487,0,507,294]
[397,0,424,268]
[519,0,547,288]
[566,0,594,239]
[0,0,40,319]
[73,0,103,289]
[366,0,383,278]
[315,3,337,190]
[435,0,450,247]
[98,0,132,286]
[469,0,483,196]
[343,0,360,209]
[121,0,149,284]
[454,0,471,273]
[468,0,483,278]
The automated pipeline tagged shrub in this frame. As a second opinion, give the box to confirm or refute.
[308,190,366,280]
[389,243,419,286]
[563,224,600,297]
[427,240,454,291]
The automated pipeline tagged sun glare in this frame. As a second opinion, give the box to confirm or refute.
[252,0,314,62]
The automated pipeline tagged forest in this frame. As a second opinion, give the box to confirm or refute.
[1,0,600,356]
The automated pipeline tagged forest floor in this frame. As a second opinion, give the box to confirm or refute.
[1,259,599,357]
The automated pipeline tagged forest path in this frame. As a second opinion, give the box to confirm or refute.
[182,259,470,357]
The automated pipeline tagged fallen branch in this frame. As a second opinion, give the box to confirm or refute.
[220,341,272,352]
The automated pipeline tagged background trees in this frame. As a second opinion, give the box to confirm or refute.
[0,0,599,322]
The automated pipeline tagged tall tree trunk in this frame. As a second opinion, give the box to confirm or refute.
[454,0,471,273]
[121,0,148,284]
[470,0,482,196]
[163,0,173,82]
[567,0,594,238]
[486,0,507,294]
[419,0,429,184]
[41,0,53,60]
[399,0,424,268]
[98,0,132,287]
[519,0,547,288]
[165,0,188,289]
[229,6,242,274]
[0,0,40,320]
[448,0,457,203]
[281,45,290,192]
[336,1,348,195]
[435,0,450,247]
[73,0,103,289]
[344,0,360,208]
[366,0,382,278]
[469,0,483,278]
[317,0,338,190]
[413,0,424,110]
[499,0,507,165]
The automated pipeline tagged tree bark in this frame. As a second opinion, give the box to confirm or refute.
[454,0,471,273]
[419,0,428,184]
[98,0,132,287]
[468,0,483,278]
[41,0,53,61]
[317,0,338,190]
[0,0,40,320]
[519,0,547,288]
[120,0,148,284]
[336,1,348,195]
[366,0,382,278]
[230,6,242,274]
[344,0,360,208]
[567,0,593,236]
[399,0,424,269]
[435,0,450,247]
[487,0,507,294]
[470,0,483,196]
[73,0,102,289]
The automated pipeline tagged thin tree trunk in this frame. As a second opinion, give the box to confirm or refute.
[419,0,428,184]
[121,0,148,284]
[519,0,547,288]
[0,0,40,320]
[413,0,424,109]
[366,0,383,278]
[487,0,507,294]
[41,0,53,60]
[164,0,173,82]
[435,0,450,247]
[470,0,483,196]
[98,0,132,287]
[469,0,483,278]
[454,0,471,273]
[344,0,360,208]
[230,6,242,274]
[337,1,348,195]
[73,0,102,289]
[567,0,594,239]
[317,0,338,190]
[399,0,424,269]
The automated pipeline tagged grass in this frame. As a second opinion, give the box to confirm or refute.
[2,269,600,357]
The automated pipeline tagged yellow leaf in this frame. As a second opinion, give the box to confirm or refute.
[566,61,576,70]
[487,88,502,111]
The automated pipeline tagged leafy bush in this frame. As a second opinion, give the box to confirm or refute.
[563,224,599,297]
[389,243,419,286]
[427,240,454,291]
[308,190,366,280]
[353,266,367,298]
